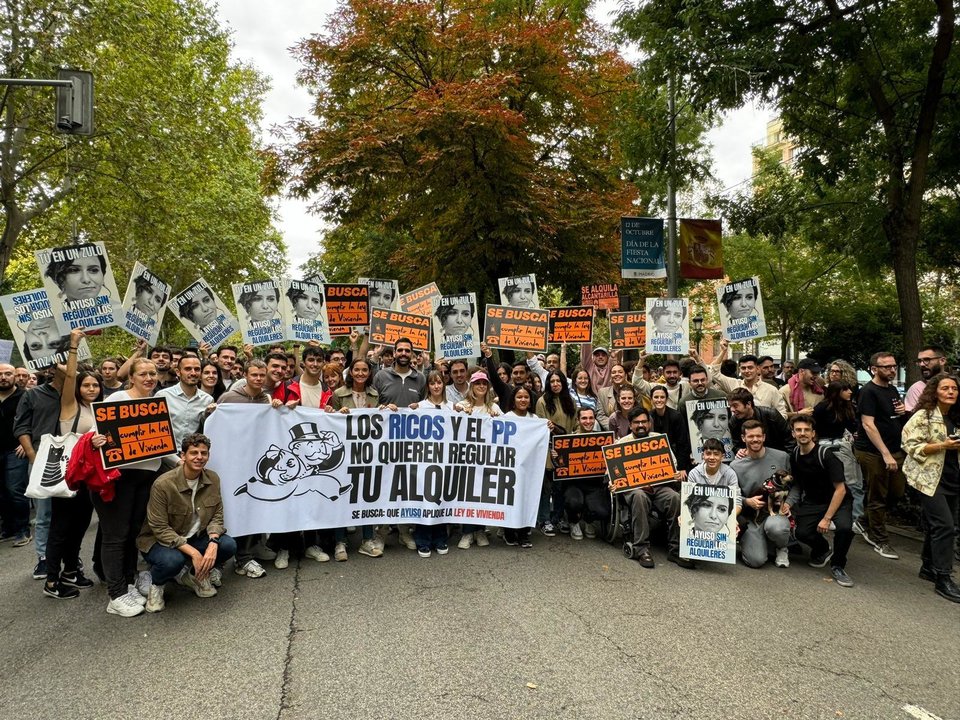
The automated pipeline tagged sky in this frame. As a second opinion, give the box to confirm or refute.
[214,2,772,275]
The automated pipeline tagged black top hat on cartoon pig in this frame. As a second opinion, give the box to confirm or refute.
[287,422,345,474]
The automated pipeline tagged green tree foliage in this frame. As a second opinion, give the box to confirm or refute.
[1,0,284,353]
[282,0,644,307]
[616,0,957,381]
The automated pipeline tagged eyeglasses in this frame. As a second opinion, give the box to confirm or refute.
[916,357,943,365]
[828,368,841,374]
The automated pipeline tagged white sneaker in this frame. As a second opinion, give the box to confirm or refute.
[177,568,217,597]
[252,542,277,561]
[209,567,222,588]
[135,570,152,598]
[584,522,597,539]
[334,542,348,562]
[358,539,383,558]
[234,559,266,578]
[106,594,144,617]
[398,526,417,550]
[775,548,790,568]
[475,531,490,547]
[458,532,474,549]
[274,549,290,569]
[145,584,165,613]
[304,545,330,562]
[126,585,147,606]
[570,522,584,541]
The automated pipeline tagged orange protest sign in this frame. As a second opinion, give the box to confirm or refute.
[581,284,619,311]
[483,305,549,353]
[325,284,370,336]
[369,308,431,352]
[603,433,676,493]
[609,311,646,349]
[93,397,177,469]
[547,306,594,344]
[552,432,614,479]
[399,282,441,318]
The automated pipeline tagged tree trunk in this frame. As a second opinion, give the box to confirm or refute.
[887,215,923,384]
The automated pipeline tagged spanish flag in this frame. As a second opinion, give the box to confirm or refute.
[679,218,723,279]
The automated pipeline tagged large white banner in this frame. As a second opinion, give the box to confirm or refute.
[205,405,549,536]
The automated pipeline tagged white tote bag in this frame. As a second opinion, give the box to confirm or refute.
[25,414,81,499]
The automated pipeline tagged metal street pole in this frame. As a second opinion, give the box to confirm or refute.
[666,74,677,299]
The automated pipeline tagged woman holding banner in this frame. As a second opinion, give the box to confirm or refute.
[328,359,383,560]
[455,371,502,549]
[89,357,163,617]
[409,371,452,557]
[42,328,102,600]
[503,385,537,548]
[536,371,579,537]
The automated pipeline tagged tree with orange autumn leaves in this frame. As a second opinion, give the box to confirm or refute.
[282,0,647,305]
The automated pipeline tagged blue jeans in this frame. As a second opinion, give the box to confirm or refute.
[144,534,237,585]
[0,451,29,537]
[33,497,52,559]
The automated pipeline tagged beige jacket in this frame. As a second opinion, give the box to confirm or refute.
[902,407,949,497]
[136,465,225,552]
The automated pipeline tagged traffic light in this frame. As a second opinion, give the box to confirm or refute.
[55,68,94,135]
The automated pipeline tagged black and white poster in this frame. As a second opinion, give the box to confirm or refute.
[679,482,738,564]
[232,278,285,347]
[717,276,767,342]
[282,278,331,344]
[685,398,734,462]
[168,278,239,347]
[646,297,688,355]
[34,242,122,332]
[497,274,539,309]
[431,293,480,360]
[1,288,91,371]
[119,262,170,345]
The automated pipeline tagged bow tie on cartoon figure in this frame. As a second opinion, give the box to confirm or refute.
[236,421,350,502]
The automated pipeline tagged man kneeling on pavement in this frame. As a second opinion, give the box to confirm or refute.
[135,433,236,614]
[782,416,856,588]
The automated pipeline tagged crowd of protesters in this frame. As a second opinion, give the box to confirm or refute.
[1,330,957,618]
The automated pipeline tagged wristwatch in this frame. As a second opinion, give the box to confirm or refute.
[209,536,220,545]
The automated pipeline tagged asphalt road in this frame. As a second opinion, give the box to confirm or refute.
[0,524,957,720]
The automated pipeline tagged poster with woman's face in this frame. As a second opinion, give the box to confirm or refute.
[281,278,330,345]
[717,276,766,342]
[119,262,170,345]
[34,242,122,332]
[685,398,733,462]
[359,278,400,311]
[168,278,238,347]
[431,293,479,360]
[232,279,285,347]
[498,274,539,309]
[645,297,688,355]
[1,288,92,371]
[679,482,737,564]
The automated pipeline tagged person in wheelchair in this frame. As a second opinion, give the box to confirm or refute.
[612,406,690,569]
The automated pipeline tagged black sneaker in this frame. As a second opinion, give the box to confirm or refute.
[43,581,79,600]
[32,557,46,580]
[61,570,94,589]
[809,549,834,568]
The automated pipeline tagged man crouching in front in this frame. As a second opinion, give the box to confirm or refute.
[135,432,236,613]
